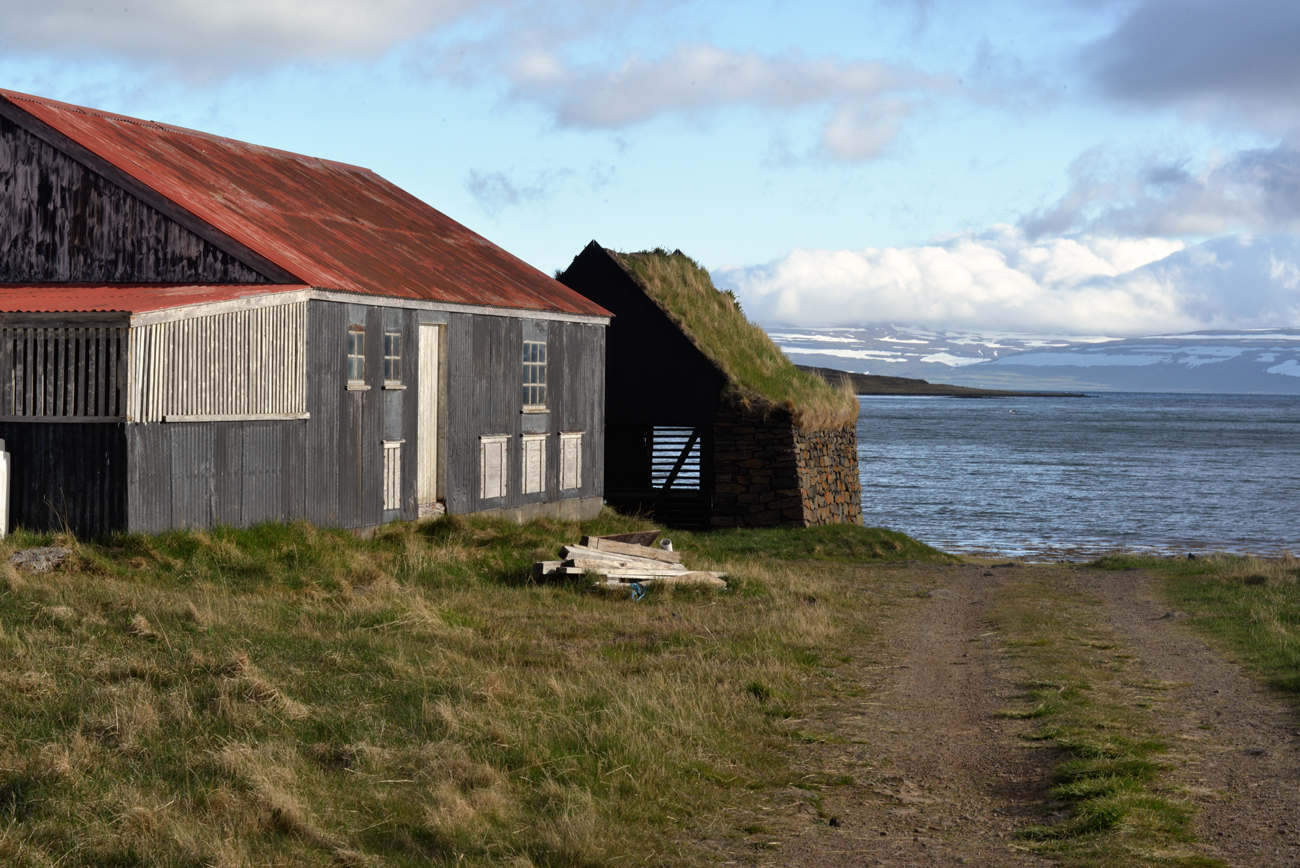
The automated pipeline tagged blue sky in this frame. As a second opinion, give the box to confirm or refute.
[3,0,1299,334]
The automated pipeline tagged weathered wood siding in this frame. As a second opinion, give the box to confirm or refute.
[0,421,126,537]
[3,299,603,536]
[129,302,307,422]
[0,115,268,284]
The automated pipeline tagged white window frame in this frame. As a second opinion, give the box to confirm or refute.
[560,431,583,490]
[521,433,547,495]
[522,340,547,410]
[382,330,403,387]
[480,434,509,500]
[346,326,367,389]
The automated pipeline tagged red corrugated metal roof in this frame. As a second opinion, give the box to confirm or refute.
[0,284,309,314]
[0,89,610,318]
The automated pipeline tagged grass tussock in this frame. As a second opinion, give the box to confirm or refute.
[988,577,1221,868]
[614,248,859,431]
[0,512,921,867]
[1103,552,1300,699]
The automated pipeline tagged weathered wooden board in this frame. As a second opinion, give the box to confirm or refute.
[596,530,661,546]
[579,536,682,563]
[591,573,727,590]
[563,557,687,573]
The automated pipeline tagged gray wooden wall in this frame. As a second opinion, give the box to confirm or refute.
[443,311,606,516]
[0,115,268,284]
[118,300,605,535]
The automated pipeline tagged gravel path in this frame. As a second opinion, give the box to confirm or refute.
[710,563,1300,866]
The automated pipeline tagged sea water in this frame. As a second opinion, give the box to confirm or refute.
[856,392,1300,558]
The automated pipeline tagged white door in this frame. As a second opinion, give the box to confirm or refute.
[418,324,440,509]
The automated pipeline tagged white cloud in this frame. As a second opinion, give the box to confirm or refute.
[0,0,479,79]
[714,227,1300,334]
[440,43,953,161]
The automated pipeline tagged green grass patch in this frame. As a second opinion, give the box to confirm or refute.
[669,523,958,565]
[1154,554,1300,699]
[988,575,1222,867]
[0,510,923,867]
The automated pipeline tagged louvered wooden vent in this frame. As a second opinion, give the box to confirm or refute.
[1,326,128,419]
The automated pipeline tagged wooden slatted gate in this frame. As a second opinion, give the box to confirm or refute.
[603,424,712,528]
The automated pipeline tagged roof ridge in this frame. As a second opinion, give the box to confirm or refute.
[0,88,374,174]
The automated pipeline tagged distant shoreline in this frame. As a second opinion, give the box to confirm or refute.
[797,365,1091,398]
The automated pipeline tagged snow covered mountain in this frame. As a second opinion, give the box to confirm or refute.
[768,325,1300,394]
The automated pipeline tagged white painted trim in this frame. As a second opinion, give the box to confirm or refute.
[382,382,406,390]
[127,289,313,326]
[346,383,371,391]
[16,287,609,327]
[308,288,611,324]
[162,413,310,422]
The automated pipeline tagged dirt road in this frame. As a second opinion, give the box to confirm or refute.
[713,562,1300,866]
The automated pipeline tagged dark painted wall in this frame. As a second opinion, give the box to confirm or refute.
[0,115,268,284]
[558,242,719,525]
[558,242,724,427]
[442,311,605,515]
[0,422,126,538]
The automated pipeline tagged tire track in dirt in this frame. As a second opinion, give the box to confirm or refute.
[1079,568,1300,867]
[729,563,1057,866]
[712,562,1300,867]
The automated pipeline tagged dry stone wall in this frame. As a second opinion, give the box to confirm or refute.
[712,400,862,527]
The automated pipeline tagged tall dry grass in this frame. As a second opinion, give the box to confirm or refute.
[0,514,934,867]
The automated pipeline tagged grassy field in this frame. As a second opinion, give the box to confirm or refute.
[1096,553,1300,701]
[0,513,946,868]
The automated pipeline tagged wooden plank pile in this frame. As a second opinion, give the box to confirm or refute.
[533,531,727,591]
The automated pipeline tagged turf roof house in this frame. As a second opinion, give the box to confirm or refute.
[0,89,609,537]
[558,243,862,528]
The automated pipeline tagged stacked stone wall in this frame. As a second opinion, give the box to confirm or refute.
[712,401,862,528]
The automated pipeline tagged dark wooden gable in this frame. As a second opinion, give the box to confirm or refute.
[0,114,270,284]
[559,242,725,527]
[559,242,725,428]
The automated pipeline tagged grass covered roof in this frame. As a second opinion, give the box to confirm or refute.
[612,248,859,430]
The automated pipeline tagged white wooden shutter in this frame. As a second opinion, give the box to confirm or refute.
[383,441,402,510]
[560,432,583,490]
[521,434,546,494]
[480,435,509,499]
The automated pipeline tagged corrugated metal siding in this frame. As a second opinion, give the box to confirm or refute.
[0,325,127,418]
[304,301,343,526]
[0,421,126,536]
[129,301,306,421]
[0,115,269,284]
[85,298,604,536]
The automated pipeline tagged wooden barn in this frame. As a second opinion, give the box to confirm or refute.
[0,89,609,538]
[558,243,863,529]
